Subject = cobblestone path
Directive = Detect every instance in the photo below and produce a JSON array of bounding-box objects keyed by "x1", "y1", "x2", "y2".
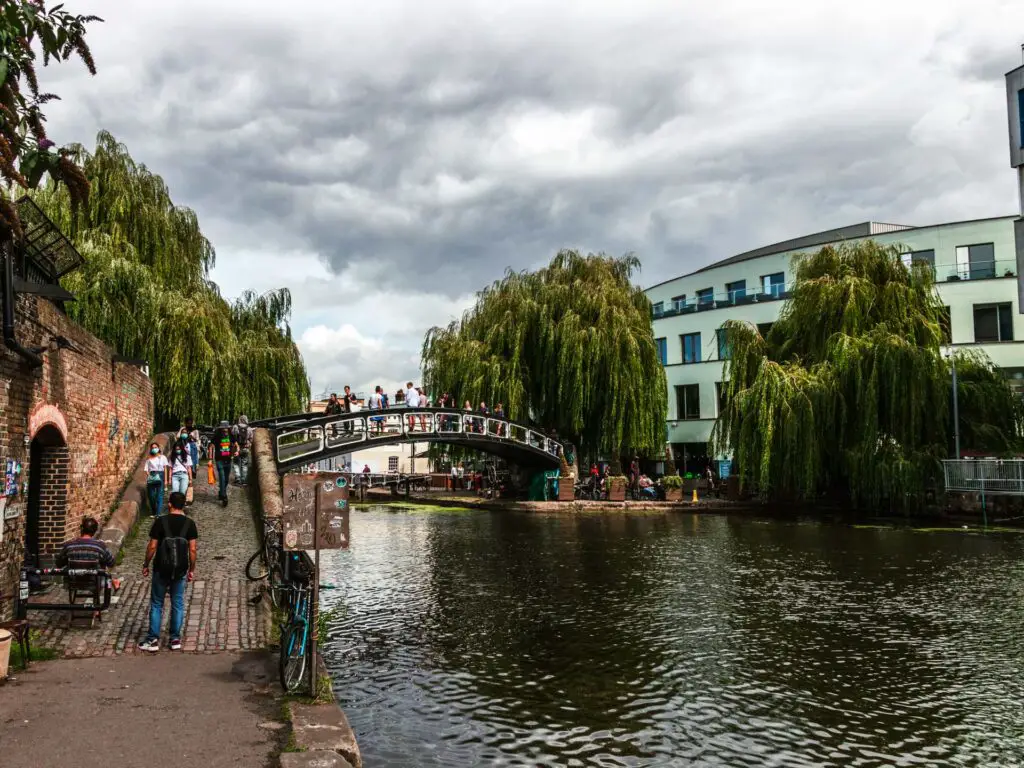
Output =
[{"x1": 31, "y1": 472, "x2": 271, "y2": 657}]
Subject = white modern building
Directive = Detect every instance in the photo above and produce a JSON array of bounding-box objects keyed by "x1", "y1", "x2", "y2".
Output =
[{"x1": 645, "y1": 216, "x2": 1024, "y2": 474}]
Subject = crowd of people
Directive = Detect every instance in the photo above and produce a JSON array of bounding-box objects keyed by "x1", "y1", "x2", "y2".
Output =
[
  {"x1": 322, "y1": 384, "x2": 508, "y2": 435},
  {"x1": 144, "y1": 415, "x2": 254, "y2": 516}
]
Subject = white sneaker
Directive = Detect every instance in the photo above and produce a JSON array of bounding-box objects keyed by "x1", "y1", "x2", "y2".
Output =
[{"x1": 138, "y1": 638, "x2": 160, "y2": 653}]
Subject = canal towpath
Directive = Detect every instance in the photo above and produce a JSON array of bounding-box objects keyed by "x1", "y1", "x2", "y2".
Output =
[{"x1": 0, "y1": 477, "x2": 283, "y2": 767}]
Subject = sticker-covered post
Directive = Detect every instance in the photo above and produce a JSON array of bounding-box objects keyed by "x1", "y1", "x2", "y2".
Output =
[{"x1": 310, "y1": 474, "x2": 350, "y2": 695}]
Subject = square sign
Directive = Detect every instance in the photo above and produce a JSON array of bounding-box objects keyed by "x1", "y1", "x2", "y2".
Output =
[
  {"x1": 282, "y1": 472, "x2": 350, "y2": 551},
  {"x1": 315, "y1": 475, "x2": 350, "y2": 550},
  {"x1": 282, "y1": 473, "x2": 317, "y2": 551}
]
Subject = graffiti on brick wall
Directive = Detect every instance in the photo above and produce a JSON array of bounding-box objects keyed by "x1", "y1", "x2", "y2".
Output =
[{"x1": 108, "y1": 415, "x2": 120, "y2": 444}]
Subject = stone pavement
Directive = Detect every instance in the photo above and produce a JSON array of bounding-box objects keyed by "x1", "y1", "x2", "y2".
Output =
[{"x1": 28, "y1": 473, "x2": 271, "y2": 656}]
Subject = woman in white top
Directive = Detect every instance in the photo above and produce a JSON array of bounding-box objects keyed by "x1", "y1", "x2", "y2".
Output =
[
  {"x1": 169, "y1": 431, "x2": 193, "y2": 496},
  {"x1": 145, "y1": 442, "x2": 170, "y2": 516}
]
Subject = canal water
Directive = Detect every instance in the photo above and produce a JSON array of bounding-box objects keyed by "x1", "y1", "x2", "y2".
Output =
[{"x1": 319, "y1": 506, "x2": 1024, "y2": 767}]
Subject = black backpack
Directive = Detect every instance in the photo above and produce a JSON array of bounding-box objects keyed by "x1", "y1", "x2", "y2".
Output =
[{"x1": 157, "y1": 516, "x2": 191, "y2": 581}]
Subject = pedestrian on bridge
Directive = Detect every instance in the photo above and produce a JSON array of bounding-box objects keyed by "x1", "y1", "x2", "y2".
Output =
[
  {"x1": 139, "y1": 491, "x2": 198, "y2": 653},
  {"x1": 405, "y1": 382, "x2": 420, "y2": 432}
]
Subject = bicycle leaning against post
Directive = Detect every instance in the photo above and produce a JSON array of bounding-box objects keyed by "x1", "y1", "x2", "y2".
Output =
[
  {"x1": 245, "y1": 517, "x2": 284, "y2": 608},
  {"x1": 278, "y1": 555, "x2": 313, "y2": 693}
]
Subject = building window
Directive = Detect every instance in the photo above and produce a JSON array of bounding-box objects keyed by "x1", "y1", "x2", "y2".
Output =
[
  {"x1": 652, "y1": 301, "x2": 664, "y2": 317},
  {"x1": 762, "y1": 272, "x2": 785, "y2": 297},
  {"x1": 675, "y1": 384, "x2": 700, "y2": 420},
  {"x1": 715, "y1": 382, "x2": 729, "y2": 416},
  {"x1": 681, "y1": 333, "x2": 702, "y2": 364},
  {"x1": 955, "y1": 243, "x2": 996, "y2": 280},
  {"x1": 938, "y1": 306, "x2": 951, "y2": 344},
  {"x1": 655, "y1": 337, "x2": 667, "y2": 365},
  {"x1": 757, "y1": 322, "x2": 774, "y2": 339},
  {"x1": 388, "y1": 456, "x2": 399, "y2": 472},
  {"x1": 716, "y1": 328, "x2": 730, "y2": 360},
  {"x1": 671, "y1": 294, "x2": 687, "y2": 312},
  {"x1": 900, "y1": 249, "x2": 935, "y2": 271},
  {"x1": 725, "y1": 279, "x2": 746, "y2": 303},
  {"x1": 973, "y1": 303, "x2": 1014, "y2": 343},
  {"x1": 696, "y1": 287, "x2": 714, "y2": 307},
  {"x1": 1019, "y1": 89, "x2": 1024, "y2": 148}
]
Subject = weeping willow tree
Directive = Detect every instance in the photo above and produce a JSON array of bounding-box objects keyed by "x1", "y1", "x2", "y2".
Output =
[
  {"x1": 32, "y1": 131, "x2": 309, "y2": 426},
  {"x1": 712, "y1": 240, "x2": 1024, "y2": 511},
  {"x1": 421, "y1": 249, "x2": 667, "y2": 461}
]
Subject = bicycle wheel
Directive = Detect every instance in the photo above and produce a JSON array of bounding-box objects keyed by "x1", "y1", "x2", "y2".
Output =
[
  {"x1": 245, "y1": 548, "x2": 269, "y2": 581},
  {"x1": 266, "y1": 557, "x2": 284, "y2": 609},
  {"x1": 279, "y1": 621, "x2": 309, "y2": 693}
]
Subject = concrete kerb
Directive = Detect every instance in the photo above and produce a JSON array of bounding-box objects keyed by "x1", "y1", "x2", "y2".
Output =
[
  {"x1": 250, "y1": 428, "x2": 362, "y2": 768},
  {"x1": 98, "y1": 431, "x2": 170, "y2": 560}
]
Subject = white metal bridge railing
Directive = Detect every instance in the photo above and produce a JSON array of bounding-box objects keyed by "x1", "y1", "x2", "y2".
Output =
[
  {"x1": 942, "y1": 459, "x2": 1024, "y2": 496},
  {"x1": 275, "y1": 409, "x2": 563, "y2": 466}
]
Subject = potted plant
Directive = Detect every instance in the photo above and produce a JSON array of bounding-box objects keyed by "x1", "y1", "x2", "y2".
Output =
[
  {"x1": 663, "y1": 474, "x2": 684, "y2": 502},
  {"x1": 606, "y1": 456, "x2": 627, "y2": 502}
]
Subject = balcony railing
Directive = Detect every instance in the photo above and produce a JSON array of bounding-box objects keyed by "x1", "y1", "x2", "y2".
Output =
[{"x1": 652, "y1": 259, "x2": 1018, "y2": 320}]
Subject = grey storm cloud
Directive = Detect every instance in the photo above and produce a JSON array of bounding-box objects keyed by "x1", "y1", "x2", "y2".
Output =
[{"x1": 38, "y1": 0, "x2": 1024, "y2": 391}]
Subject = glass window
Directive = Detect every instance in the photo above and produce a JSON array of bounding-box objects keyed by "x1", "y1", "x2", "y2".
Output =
[
  {"x1": 973, "y1": 303, "x2": 1014, "y2": 342},
  {"x1": 1019, "y1": 89, "x2": 1024, "y2": 148},
  {"x1": 388, "y1": 456, "x2": 399, "y2": 472},
  {"x1": 900, "y1": 249, "x2": 935, "y2": 270},
  {"x1": 675, "y1": 384, "x2": 700, "y2": 420},
  {"x1": 716, "y1": 328, "x2": 730, "y2": 360},
  {"x1": 671, "y1": 294, "x2": 687, "y2": 312},
  {"x1": 696, "y1": 288, "x2": 714, "y2": 306},
  {"x1": 715, "y1": 382, "x2": 728, "y2": 416},
  {"x1": 652, "y1": 301, "x2": 664, "y2": 317},
  {"x1": 725, "y1": 280, "x2": 746, "y2": 303},
  {"x1": 655, "y1": 337, "x2": 667, "y2": 365},
  {"x1": 681, "y1": 333, "x2": 702, "y2": 364},
  {"x1": 757, "y1": 322, "x2": 774, "y2": 339},
  {"x1": 956, "y1": 243, "x2": 996, "y2": 280},
  {"x1": 761, "y1": 272, "x2": 785, "y2": 297}
]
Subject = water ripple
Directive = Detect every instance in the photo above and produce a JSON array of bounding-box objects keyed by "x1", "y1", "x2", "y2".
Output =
[{"x1": 320, "y1": 509, "x2": 1024, "y2": 767}]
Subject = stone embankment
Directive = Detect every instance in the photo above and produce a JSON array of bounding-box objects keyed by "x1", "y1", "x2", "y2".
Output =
[{"x1": 251, "y1": 428, "x2": 362, "y2": 768}]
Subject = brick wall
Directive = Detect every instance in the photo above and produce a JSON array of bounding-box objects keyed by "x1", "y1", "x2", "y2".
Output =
[{"x1": 0, "y1": 293, "x2": 154, "y2": 617}]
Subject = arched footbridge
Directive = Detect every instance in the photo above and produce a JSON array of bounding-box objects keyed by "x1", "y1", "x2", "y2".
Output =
[{"x1": 251, "y1": 408, "x2": 566, "y2": 473}]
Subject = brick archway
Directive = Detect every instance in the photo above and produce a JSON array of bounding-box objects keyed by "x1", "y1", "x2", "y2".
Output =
[
  {"x1": 29, "y1": 403, "x2": 69, "y2": 443},
  {"x1": 25, "y1": 424, "x2": 70, "y2": 560}
]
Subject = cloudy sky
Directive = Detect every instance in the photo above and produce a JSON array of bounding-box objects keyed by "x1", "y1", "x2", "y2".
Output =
[{"x1": 42, "y1": 0, "x2": 1024, "y2": 397}]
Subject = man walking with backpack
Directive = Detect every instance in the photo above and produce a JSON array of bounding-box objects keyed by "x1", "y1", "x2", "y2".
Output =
[
  {"x1": 213, "y1": 419, "x2": 233, "y2": 507},
  {"x1": 139, "y1": 491, "x2": 198, "y2": 652}
]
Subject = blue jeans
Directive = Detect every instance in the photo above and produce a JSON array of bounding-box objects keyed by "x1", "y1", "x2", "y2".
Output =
[
  {"x1": 188, "y1": 443, "x2": 199, "y2": 470},
  {"x1": 148, "y1": 571, "x2": 187, "y2": 641},
  {"x1": 216, "y1": 459, "x2": 232, "y2": 500},
  {"x1": 234, "y1": 451, "x2": 249, "y2": 484},
  {"x1": 171, "y1": 472, "x2": 189, "y2": 495},
  {"x1": 147, "y1": 478, "x2": 164, "y2": 516}
]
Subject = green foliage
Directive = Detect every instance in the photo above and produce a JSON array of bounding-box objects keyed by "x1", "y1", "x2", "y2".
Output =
[
  {"x1": 712, "y1": 240, "x2": 1024, "y2": 512},
  {"x1": 0, "y1": 1, "x2": 100, "y2": 235},
  {"x1": 664, "y1": 446, "x2": 677, "y2": 476},
  {"x1": 421, "y1": 249, "x2": 667, "y2": 459},
  {"x1": 33, "y1": 131, "x2": 309, "y2": 425},
  {"x1": 662, "y1": 474, "x2": 683, "y2": 489},
  {"x1": 9, "y1": 630, "x2": 59, "y2": 666}
]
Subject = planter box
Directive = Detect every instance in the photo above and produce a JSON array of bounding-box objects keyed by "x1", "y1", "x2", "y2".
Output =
[
  {"x1": 608, "y1": 484, "x2": 626, "y2": 502},
  {"x1": 664, "y1": 487, "x2": 683, "y2": 502},
  {"x1": 558, "y1": 478, "x2": 575, "y2": 502}
]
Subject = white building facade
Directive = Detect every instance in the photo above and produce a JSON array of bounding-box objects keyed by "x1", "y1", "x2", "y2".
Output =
[{"x1": 645, "y1": 216, "x2": 1024, "y2": 474}]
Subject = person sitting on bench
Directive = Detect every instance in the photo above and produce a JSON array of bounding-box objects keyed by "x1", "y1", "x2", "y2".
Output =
[
  {"x1": 56, "y1": 517, "x2": 120, "y2": 622},
  {"x1": 56, "y1": 516, "x2": 114, "y2": 572}
]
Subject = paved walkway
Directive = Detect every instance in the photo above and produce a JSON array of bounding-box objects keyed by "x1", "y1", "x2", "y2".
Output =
[
  {"x1": 0, "y1": 651, "x2": 282, "y2": 768},
  {"x1": 28, "y1": 475, "x2": 270, "y2": 656}
]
